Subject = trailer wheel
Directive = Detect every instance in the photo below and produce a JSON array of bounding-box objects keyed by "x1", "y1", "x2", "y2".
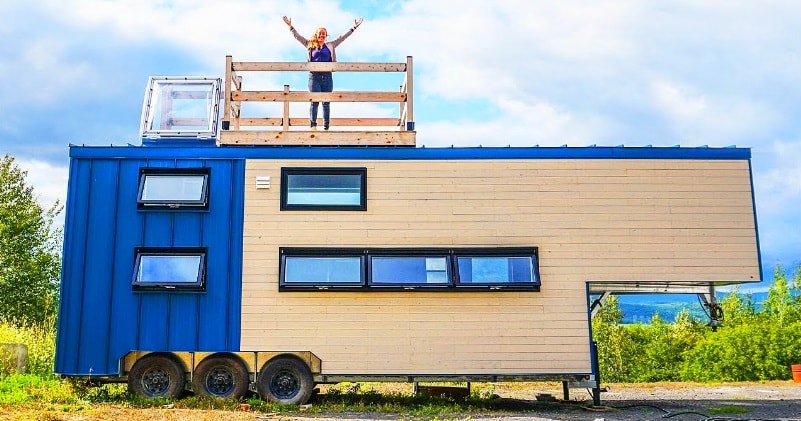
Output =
[
  {"x1": 256, "y1": 357, "x2": 313, "y2": 405},
  {"x1": 128, "y1": 354, "x2": 185, "y2": 398},
  {"x1": 192, "y1": 354, "x2": 249, "y2": 399}
]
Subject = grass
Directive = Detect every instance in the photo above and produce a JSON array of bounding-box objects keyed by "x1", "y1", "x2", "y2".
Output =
[{"x1": 706, "y1": 405, "x2": 750, "y2": 415}]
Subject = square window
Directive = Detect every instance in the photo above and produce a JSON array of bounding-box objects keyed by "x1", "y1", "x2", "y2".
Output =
[
  {"x1": 137, "y1": 168, "x2": 210, "y2": 210},
  {"x1": 132, "y1": 247, "x2": 206, "y2": 290},
  {"x1": 281, "y1": 168, "x2": 366, "y2": 211}
]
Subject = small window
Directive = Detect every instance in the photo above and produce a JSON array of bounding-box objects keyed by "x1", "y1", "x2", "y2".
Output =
[
  {"x1": 137, "y1": 168, "x2": 210, "y2": 210},
  {"x1": 132, "y1": 247, "x2": 206, "y2": 291},
  {"x1": 370, "y1": 255, "x2": 450, "y2": 287},
  {"x1": 281, "y1": 167, "x2": 367, "y2": 211},
  {"x1": 280, "y1": 248, "x2": 365, "y2": 290},
  {"x1": 455, "y1": 250, "x2": 539, "y2": 289}
]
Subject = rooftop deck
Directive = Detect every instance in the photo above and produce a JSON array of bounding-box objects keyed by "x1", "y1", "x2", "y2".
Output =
[{"x1": 220, "y1": 56, "x2": 415, "y2": 147}]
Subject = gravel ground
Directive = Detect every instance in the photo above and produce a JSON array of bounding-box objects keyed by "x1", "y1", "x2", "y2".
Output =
[{"x1": 294, "y1": 381, "x2": 801, "y2": 421}]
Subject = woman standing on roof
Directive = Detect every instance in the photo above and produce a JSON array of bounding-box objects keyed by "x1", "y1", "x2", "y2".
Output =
[{"x1": 283, "y1": 15, "x2": 364, "y2": 130}]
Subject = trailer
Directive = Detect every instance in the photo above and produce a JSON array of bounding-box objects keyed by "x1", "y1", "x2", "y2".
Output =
[{"x1": 55, "y1": 56, "x2": 762, "y2": 405}]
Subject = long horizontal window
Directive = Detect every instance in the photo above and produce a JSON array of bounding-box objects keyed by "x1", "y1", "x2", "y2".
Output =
[
  {"x1": 281, "y1": 167, "x2": 367, "y2": 211},
  {"x1": 137, "y1": 167, "x2": 210, "y2": 210},
  {"x1": 132, "y1": 247, "x2": 206, "y2": 291},
  {"x1": 279, "y1": 247, "x2": 539, "y2": 291}
]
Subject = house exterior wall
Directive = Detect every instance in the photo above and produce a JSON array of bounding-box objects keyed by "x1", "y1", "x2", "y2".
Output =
[
  {"x1": 240, "y1": 157, "x2": 760, "y2": 375},
  {"x1": 55, "y1": 145, "x2": 760, "y2": 378}
]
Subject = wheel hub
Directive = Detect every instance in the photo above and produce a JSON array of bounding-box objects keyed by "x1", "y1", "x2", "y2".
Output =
[
  {"x1": 270, "y1": 369, "x2": 299, "y2": 398},
  {"x1": 142, "y1": 368, "x2": 170, "y2": 396},
  {"x1": 206, "y1": 367, "x2": 235, "y2": 395}
]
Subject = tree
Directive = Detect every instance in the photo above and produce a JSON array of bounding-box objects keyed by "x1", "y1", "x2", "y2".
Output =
[
  {"x1": 763, "y1": 264, "x2": 793, "y2": 326},
  {"x1": 0, "y1": 154, "x2": 62, "y2": 326}
]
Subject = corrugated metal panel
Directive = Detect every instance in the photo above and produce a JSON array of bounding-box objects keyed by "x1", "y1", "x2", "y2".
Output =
[
  {"x1": 55, "y1": 158, "x2": 91, "y2": 374},
  {"x1": 55, "y1": 156, "x2": 244, "y2": 376}
]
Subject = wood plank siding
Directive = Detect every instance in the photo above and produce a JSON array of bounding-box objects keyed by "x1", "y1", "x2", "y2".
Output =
[{"x1": 239, "y1": 158, "x2": 759, "y2": 375}]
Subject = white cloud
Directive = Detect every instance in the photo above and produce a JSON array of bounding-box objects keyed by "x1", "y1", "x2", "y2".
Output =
[{"x1": 15, "y1": 159, "x2": 69, "y2": 227}]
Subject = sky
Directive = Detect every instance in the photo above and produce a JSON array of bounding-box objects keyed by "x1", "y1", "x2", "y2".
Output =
[{"x1": 1, "y1": 0, "x2": 799, "y2": 289}]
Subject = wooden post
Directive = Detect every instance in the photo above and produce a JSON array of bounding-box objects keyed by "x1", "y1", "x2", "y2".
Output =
[
  {"x1": 234, "y1": 75, "x2": 243, "y2": 130},
  {"x1": 405, "y1": 56, "x2": 414, "y2": 131},
  {"x1": 223, "y1": 55, "x2": 233, "y2": 130},
  {"x1": 0, "y1": 343, "x2": 27, "y2": 374},
  {"x1": 398, "y1": 84, "x2": 403, "y2": 130},
  {"x1": 283, "y1": 85, "x2": 290, "y2": 131}
]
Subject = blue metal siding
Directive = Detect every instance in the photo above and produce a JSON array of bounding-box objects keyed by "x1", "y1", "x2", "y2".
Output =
[
  {"x1": 55, "y1": 158, "x2": 91, "y2": 374},
  {"x1": 107, "y1": 159, "x2": 144, "y2": 372},
  {"x1": 77, "y1": 159, "x2": 120, "y2": 374},
  {"x1": 55, "y1": 156, "x2": 244, "y2": 375}
]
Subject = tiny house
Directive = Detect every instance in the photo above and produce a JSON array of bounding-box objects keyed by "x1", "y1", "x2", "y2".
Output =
[{"x1": 55, "y1": 57, "x2": 761, "y2": 404}]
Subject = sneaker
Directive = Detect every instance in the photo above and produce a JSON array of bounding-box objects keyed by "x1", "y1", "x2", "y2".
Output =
[{"x1": 323, "y1": 126, "x2": 329, "y2": 131}]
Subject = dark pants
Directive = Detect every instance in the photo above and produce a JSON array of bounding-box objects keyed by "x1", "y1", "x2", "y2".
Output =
[{"x1": 308, "y1": 72, "x2": 333, "y2": 128}]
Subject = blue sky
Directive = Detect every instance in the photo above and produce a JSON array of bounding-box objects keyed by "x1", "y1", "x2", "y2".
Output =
[{"x1": 1, "y1": 0, "x2": 799, "y2": 288}]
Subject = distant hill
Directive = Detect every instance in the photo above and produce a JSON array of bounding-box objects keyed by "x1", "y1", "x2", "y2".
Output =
[{"x1": 614, "y1": 292, "x2": 768, "y2": 324}]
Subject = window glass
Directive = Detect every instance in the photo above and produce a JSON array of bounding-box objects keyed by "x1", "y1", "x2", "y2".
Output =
[
  {"x1": 281, "y1": 168, "x2": 366, "y2": 210},
  {"x1": 139, "y1": 77, "x2": 221, "y2": 140},
  {"x1": 137, "y1": 168, "x2": 209, "y2": 209},
  {"x1": 142, "y1": 175, "x2": 205, "y2": 202},
  {"x1": 286, "y1": 174, "x2": 362, "y2": 205},
  {"x1": 283, "y1": 256, "x2": 363, "y2": 284},
  {"x1": 132, "y1": 249, "x2": 206, "y2": 290},
  {"x1": 456, "y1": 256, "x2": 536, "y2": 284},
  {"x1": 370, "y1": 256, "x2": 449, "y2": 285}
]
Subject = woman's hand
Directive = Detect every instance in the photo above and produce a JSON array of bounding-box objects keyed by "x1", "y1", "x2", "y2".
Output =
[
  {"x1": 353, "y1": 17, "x2": 363, "y2": 29},
  {"x1": 283, "y1": 16, "x2": 292, "y2": 27}
]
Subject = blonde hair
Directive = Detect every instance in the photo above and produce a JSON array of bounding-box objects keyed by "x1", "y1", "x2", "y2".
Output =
[{"x1": 307, "y1": 27, "x2": 327, "y2": 49}]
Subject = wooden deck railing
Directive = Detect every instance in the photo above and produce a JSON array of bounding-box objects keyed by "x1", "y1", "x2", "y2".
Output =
[{"x1": 220, "y1": 55, "x2": 415, "y2": 146}]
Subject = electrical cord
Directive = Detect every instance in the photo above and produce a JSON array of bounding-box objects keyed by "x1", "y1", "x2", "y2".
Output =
[{"x1": 697, "y1": 295, "x2": 724, "y2": 324}]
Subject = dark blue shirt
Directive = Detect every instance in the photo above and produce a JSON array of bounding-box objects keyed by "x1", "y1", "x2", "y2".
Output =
[{"x1": 309, "y1": 45, "x2": 332, "y2": 62}]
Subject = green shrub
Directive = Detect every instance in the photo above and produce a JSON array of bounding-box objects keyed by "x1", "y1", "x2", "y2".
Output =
[
  {"x1": 0, "y1": 318, "x2": 56, "y2": 377},
  {"x1": 681, "y1": 320, "x2": 801, "y2": 381}
]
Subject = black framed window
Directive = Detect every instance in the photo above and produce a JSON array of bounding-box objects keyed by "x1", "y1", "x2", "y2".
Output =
[
  {"x1": 132, "y1": 247, "x2": 206, "y2": 291},
  {"x1": 279, "y1": 247, "x2": 539, "y2": 291},
  {"x1": 280, "y1": 248, "x2": 365, "y2": 289},
  {"x1": 369, "y1": 253, "x2": 450, "y2": 288},
  {"x1": 281, "y1": 167, "x2": 367, "y2": 211},
  {"x1": 455, "y1": 253, "x2": 539, "y2": 288},
  {"x1": 137, "y1": 167, "x2": 210, "y2": 210}
]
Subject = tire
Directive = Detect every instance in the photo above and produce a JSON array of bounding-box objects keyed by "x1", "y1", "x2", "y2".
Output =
[
  {"x1": 256, "y1": 357, "x2": 314, "y2": 405},
  {"x1": 128, "y1": 354, "x2": 185, "y2": 399},
  {"x1": 192, "y1": 354, "x2": 249, "y2": 399}
]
